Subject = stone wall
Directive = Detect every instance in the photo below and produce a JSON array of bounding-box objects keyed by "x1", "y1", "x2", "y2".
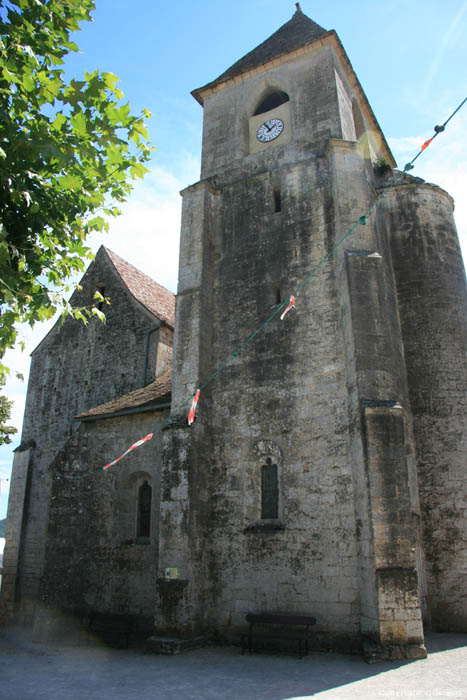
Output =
[
  {"x1": 155, "y1": 36, "x2": 465, "y2": 655},
  {"x1": 4, "y1": 17, "x2": 466, "y2": 656},
  {"x1": 33, "y1": 410, "x2": 167, "y2": 643},
  {"x1": 382, "y1": 181, "x2": 467, "y2": 631},
  {"x1": 159, "y1": 144, "x2": 367, "y2": 649},
  {"x1": 200, "y1": 44, "x2": 346, "y2": 181},
  {"x1": 1, "y1": 247, "x2": 172, "y2": 623}
]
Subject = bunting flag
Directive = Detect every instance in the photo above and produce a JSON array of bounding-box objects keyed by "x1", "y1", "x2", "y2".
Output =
[
  {"x1": 18, "y1": 100, "x2": 467, "y2": 485},
  {"x1": 103, "y1": 433, "x2": 153, "y2": 470},
  {"x1": 188, "y1": 389, "x2": 200, "y2": 425},
  {"x1": 280, "y1": 295, "x2": 296, "y2": 320},
  {"x1": 421, "y1": 137, "x2": 434, "y2": 151}
]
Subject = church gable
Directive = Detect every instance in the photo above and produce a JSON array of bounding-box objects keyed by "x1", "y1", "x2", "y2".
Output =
[
  {"x1": 22, "y1": 246, "x2": 174, "y2": 451},
  {"x1": 0, "y1": 248, "x2": 175, "y2": 629},
  {"x1": 31, "y1": 246, "x2": 174, "y2": 359}
]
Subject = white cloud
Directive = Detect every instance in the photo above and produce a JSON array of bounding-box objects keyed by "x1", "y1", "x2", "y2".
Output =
[
  {"x1": 86, "y1": 158, "x2": 200, "y2": 292},
  {"x1": 422, "y1": 2, "x2": 467, "y2": 100}
]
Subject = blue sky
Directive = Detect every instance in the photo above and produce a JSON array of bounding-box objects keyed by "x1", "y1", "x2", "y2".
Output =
[{"x1": 1, "y1": 0, "x2": 467, "y2": 519}]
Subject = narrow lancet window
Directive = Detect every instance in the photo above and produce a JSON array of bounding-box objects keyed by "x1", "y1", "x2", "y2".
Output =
[
  {"x1": 137, "y1": 480, "x2": 152, "y2": 537},
  {"x1": 274, "y1": 189, "x2": 281, "y2": 213},
  {"x1": 95, "y1": 284, "x2": 106, "y2": 311},
  {"x1": 261, "y1": 458, "x2": 279, "y2": 519},
  {"x1": 275, "y1": 282, "x2": 282, "y2": 305}
]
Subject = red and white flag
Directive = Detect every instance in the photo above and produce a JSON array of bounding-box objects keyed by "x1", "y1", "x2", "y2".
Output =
[
  {"x1": 103, "y1": 433, "x2": 153, "y2": 470},
  {"x1": 280, "y1": 295, "x2": 296, "y2": 320},
  {"x1": 188, "y1": 389, "x2": 200, "y2": 425}
]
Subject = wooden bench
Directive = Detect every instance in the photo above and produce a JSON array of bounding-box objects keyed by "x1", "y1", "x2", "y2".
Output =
[{"x1": 241, "y1": 612, "x2": 317, "y2": 658}]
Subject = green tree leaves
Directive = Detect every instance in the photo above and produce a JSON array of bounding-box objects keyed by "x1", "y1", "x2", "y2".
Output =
[
  {"x1": 0, "y1": 376, "x2": 17, "y2": 445},
  {"x1": 0, "y1": 0, "x2": 153, "y2": 438}
]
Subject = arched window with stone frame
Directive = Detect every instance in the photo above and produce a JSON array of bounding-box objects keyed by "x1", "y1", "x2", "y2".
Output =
[{"x1": 254, "y1": 440, "x2": 283, "y2": 524}]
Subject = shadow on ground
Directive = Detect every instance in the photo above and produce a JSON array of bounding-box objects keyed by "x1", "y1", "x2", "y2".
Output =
[{"x1": 0, "y1": 627, "x2": 466, "y2": 700}]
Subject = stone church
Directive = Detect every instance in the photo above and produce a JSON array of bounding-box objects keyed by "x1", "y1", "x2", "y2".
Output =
[{"x1": 1, "y1": 7, "x2": 466, "y2": 659}]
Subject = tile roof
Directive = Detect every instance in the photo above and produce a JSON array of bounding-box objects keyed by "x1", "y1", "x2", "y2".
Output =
[
  {"x1": 192, "y1": 8, "x2": 328, "y2": 103},
  {"x1": 104, "y1": 247, "x2": 175, "y2": 328},
  {"x1": 78, "y1": 369, "x2": 172, "y2": 420}
]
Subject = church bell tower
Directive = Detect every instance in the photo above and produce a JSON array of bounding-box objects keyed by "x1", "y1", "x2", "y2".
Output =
[{"x1": 156, "y1": 6, "x2": 467, "y2": 659}]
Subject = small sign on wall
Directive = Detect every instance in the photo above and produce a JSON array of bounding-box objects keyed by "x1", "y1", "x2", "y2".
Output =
[{"x1": 164, "y1": 566, "x2": 180, "y2": 580}]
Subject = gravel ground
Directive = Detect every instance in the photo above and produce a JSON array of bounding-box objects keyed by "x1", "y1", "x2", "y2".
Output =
[{"x1": 0, "y1": 627, "x2": 466, "y2": 700}]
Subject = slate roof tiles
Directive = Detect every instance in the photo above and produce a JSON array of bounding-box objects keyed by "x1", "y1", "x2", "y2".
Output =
[
  {"x1": 78, "y1": 369, "x2": 172, "y2": 420},
  {"x1": 192, "y1": 8, "x2": 328, "y2": 102}
]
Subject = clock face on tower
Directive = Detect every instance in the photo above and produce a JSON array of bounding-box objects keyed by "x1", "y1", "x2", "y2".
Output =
[{"x1": 256, "y1": 118, "x2": 284, "y2": 143}]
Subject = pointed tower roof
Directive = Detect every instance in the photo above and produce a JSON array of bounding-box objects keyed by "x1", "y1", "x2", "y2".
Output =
[
  {"x1": 191, "y1": 6, "x2": 395, "y2": 166},
  {"x1": 192, "y1": 6, "x2": 329, "y2": 104}
]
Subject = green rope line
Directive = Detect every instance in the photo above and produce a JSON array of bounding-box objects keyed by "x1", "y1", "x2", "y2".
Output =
[
  {"x1": 193, "y1": 169, "x2": 410, "y2": 392},
  {"x1": 200, "y1": 301, "x2": 290, "y2": 391},
  {"x1": 405, "y1": 96, "x2": 467, "y2": 170},
  {"x1": 175, "y1": 98, "x2": 467, "y2": 401},
  {"x1": 56, "y1": 97, "x2": 466, "y2": 481}
]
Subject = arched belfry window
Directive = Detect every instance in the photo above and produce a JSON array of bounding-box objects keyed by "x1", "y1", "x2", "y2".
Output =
[
  {"x1": 254, "y1": 91, "x2": 289, "y2": 116},
  {"x1": 137, "y1": 480, "x2": 152, "y2": 538}
]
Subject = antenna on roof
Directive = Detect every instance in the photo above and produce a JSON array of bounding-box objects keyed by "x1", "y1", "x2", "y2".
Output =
[{"x1": 295, "y1": 2, "x2": 302, "y2": 10}]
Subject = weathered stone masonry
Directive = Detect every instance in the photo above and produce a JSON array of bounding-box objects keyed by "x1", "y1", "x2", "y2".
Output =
[
  {"x1": 1, "y1": 9, "x2": 466, "y2": 659},
  {"x1": 156, "y1": 9, "x2": 466, "y2": 658},
  {"x1": 1, "y1": 247, "x2": 174, "y2": 628}
]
